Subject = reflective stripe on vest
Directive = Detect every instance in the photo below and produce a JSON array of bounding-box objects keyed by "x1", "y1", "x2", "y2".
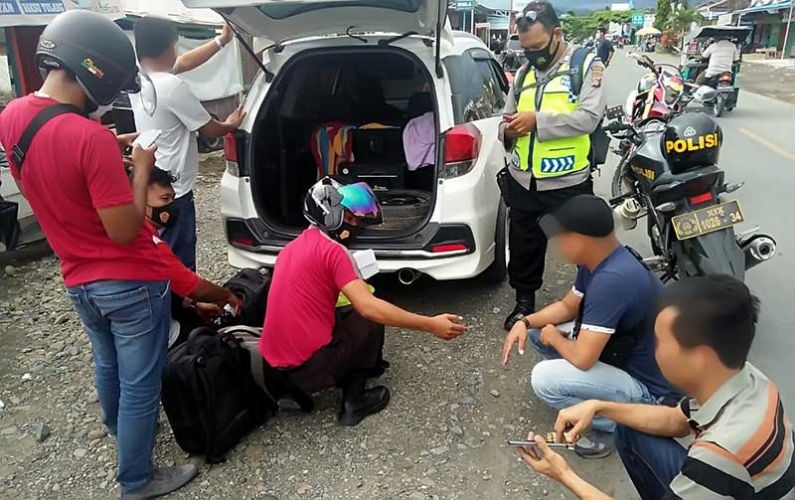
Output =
[{"x1": 513, "y1": 54, "x2": 594, "y2": 178}]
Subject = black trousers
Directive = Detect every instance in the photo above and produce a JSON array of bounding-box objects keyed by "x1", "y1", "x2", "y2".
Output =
[
  {"x1": 507, "y1": 176, "x2": 594, "y2": 296},
  {"x1": 285, "y1": 309, "x2": 385, "y2": 395}
]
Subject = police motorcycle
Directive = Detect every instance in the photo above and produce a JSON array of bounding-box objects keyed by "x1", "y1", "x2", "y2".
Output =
[
  {"x1": 681, "y1": 25, "x2": 751, "y2": 117},
  {"x1": 605, "y1": 110, "x2": 776, "y2": 282}
]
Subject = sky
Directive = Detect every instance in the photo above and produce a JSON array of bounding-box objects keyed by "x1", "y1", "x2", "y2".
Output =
[{"x1": 479, "y1": 0, "x2": 657, "y2": 10}]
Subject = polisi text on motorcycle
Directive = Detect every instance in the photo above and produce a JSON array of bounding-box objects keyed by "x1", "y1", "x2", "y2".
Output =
[{"x1": 665, "y1": 132, "x2": 720, "y2": 154}]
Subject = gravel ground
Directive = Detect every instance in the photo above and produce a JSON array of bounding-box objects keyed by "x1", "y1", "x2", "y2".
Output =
[{"x1": 0, "y1": 155, "x2": 633, "y2": 499}]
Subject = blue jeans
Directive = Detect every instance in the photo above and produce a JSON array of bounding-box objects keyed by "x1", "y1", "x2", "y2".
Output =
[
  {"x1": 162, "y1": 191, "x2": 197, "y2": 271},
  {"x1": 615, "y1": 425, "x2": 688, "y2": 499},
  {"x1": 529, "y1": 325, "x2": 655, "y2": 432},
  {"x1": 67, "y1": 280, "x2": 171, "y2": 493}
]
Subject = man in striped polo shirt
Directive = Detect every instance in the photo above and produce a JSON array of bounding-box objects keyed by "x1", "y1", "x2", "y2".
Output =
[{"x1": 515, "y1": 275, "x2": 795, "y2": 499}]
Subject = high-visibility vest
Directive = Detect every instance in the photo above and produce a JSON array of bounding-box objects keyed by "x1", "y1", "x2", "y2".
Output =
[{"x1": 512, "y1": 51, "x2": 595, "y2": 178}]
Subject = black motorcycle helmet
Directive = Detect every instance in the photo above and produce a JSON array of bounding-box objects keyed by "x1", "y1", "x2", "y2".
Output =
[
  {"x1": 662, "y1": 113, "x2": 723, "y2": 173},
  {"x1": 35, "y1": 10, "x2": 140, "y2": 109}
]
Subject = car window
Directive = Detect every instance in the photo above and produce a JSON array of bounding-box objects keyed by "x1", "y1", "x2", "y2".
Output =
[{"x1": 443, "y1": 49, "x2": 506, "y2": 124}]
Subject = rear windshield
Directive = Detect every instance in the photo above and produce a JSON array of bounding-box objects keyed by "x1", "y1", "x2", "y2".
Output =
[{"x1": 259, "y1": 0, "x2": 421, "y2": 19}]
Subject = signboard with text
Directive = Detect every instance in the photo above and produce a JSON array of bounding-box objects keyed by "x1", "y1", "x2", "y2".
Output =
[
  {"x1": 0, "y1": 0, "x2": 121, "y2": 26},
  {"x1": 632, "y1": 12, "x2": 645, "y2": 27}
]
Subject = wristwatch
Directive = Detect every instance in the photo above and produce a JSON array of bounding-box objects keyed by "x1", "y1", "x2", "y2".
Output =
[{"x1": 520, "y1": 317, "x2": 532, "y2": 329}]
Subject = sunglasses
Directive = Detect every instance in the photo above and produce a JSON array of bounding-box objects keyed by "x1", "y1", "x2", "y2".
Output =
[{"x1": 516, "y1": 10, "x2": 539, "y2": 24}]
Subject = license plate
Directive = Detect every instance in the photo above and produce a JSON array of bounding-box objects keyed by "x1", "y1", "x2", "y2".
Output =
[{"x1": 672, "y1": 200, "x2": 744, "y2": 241}]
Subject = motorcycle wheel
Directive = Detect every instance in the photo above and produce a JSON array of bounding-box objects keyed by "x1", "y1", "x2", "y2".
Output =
[
  {"x1": 712, "y1": 97, "x2": 724, "y2": 118},
  {"x1": 610, "y1": 157, "x2": 634, "y2": 199}
]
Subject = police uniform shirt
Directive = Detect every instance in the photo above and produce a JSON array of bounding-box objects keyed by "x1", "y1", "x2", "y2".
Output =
[{"x1": 500, "y1": 44, "x2": 607, "y2": 192}]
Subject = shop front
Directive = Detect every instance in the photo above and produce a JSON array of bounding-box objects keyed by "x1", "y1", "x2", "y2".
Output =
[{"x1": 736, "y1": 0, "x2": 794, "y2": 57}]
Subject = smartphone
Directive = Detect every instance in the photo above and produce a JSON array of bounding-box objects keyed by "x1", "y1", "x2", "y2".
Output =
[
  {"x1": 132, "y1": 129, "x2": 162, "y2": 149},
  {"x1": 507, "y1": 439, "x2": 574, "y2": 450}
]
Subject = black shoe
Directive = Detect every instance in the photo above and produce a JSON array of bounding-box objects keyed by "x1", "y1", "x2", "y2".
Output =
[
  {"x1": 339, "y1": 386, "x2": 391, "y2": 426},
  {"x1": 504, "y1": 299, "x2": 535, "y2": 331},
  {"x1": 368, "y1": 359, "x2": 391, "y2": 379}
]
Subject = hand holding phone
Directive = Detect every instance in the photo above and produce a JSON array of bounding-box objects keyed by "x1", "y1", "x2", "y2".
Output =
[
  {"x1": 507, "y1": 439, "x2": 574, "y2": 451},
  {"x1": 132, "y1": 129, "x2": 162, "y2": 150}
]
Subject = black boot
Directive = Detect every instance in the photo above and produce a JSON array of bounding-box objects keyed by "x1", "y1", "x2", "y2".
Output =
[
  {"x1": 503, "y1": 293, "x2": 536, "y2": 331},
  {"x1": 338, "y1": 371, "x2": 390, "y2": 426}
]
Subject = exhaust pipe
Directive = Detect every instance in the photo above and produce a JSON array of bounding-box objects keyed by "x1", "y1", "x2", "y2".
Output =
[
  {"x1": 741, "y1": 235, "x2": 776, "y2": 270},
  {"x1": 397, "y1": 268, "x2": 421, "y2": 286}
]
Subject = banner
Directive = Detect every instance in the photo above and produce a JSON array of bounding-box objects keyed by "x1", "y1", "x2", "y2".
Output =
[{"x1": 0, "y1": 0, "x2": 122, "y2": 27}]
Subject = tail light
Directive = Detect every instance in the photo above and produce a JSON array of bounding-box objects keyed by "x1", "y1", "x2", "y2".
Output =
[
  {"x1": 226, "y1": 219, "x2": 257, "y2": 249},
  {"x1": 224, "y1": 133, "x2": 240, "y2": 177},
  {"x1": 690, "y1": 192, "x2": 714, "y2": 205},
  {"x1": 442, "y1": 123, "x2": 481, "y2": 179},
  {"x1": 431, "y1": 243, "x2": 469, "y2": 254}
]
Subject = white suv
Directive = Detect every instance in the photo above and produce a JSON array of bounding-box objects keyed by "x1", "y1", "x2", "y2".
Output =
[{"x1": 185, "y1": 0, "x2": 509, "y2": 283}]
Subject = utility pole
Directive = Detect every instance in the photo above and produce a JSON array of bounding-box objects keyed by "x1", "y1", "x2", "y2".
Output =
[{"x1": 782, "y1": 3, "x2": 794, "y2": 60}]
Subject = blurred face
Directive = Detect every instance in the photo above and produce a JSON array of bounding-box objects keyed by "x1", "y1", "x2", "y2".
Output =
[
  {"x1": 654, "y1": 306, "x2": 703, "y2": 394},
  {"x1": 548, "y1": 232, "x2": 589, "y2": 265},
  {"x1": 518, "y1": 22, "x2": 561, "y2": 53},
  {"x1": 337, "y1": 211, "x2": 360, "y2": 241},
  {"x1": 145, "y1": 183, "x2": 175, "y2": 226}
]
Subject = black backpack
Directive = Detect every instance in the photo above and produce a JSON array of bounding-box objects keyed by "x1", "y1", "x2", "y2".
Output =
[
  {"x1": 161, "y1": 327, "x2": 277, "y2": 463},
  {"x1": 513, "y1": 47, "x2": 610, "y2": 167},
  {"x1": 222, "y1": 267, "x2": 272, "y2": 327}
]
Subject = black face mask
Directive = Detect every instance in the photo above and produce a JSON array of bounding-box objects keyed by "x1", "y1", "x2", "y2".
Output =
[
  {"x1": 150, "y1": 203, "x2": 179, "y2": 228},
  {"x1": 525, "y1": 35, "x2": 560, "y2": 71}
]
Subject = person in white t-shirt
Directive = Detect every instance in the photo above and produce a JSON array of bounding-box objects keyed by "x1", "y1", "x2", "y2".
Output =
[
  {"x1": 696, "y1": 38, "x2": 740, "y2": 87},
  {"x1": 130, "y1": 16, "x2": 245, "y2": 270}
]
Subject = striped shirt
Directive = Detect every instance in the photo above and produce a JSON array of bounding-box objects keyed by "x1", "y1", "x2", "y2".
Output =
[{"x1": 667, "y1": 364, "x2": 795, "y2": 499}]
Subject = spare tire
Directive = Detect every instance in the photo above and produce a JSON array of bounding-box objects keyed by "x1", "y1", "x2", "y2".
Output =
[{"x1": 376, "y1": 190, "x2": 432, "y2": 231}]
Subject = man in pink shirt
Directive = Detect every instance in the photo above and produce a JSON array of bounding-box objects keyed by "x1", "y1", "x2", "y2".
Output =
[{"x1": 261, "y1": 178, "x2": 467, "y2": 426}]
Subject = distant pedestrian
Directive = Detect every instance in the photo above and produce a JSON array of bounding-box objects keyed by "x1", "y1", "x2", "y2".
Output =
[
  {"x1": 596, "y1": 27, "x2": 615, "y2": 67},
  {"x1": 0, "y1": 11, "x2": 199, "y2": 498}
]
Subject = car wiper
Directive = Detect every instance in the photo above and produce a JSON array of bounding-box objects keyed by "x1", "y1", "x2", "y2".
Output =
[
  {"x1": 346, "y1": 26, "x2": 368, "y2": 44},
  {"x1": 220, "y1": 13, "x2": 275, "y2": 83},
  {"x1": 378, "y1": 31, "x2": 418, "y2": 47}
]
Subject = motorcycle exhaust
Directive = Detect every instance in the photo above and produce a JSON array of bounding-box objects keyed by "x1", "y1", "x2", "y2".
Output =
[
  {"x1": 397, "y1": 268, "x2": 421, "y2": 286},
  {"x1": 741, "y1": 235, "x2": 777, "y2": 271},
  {"x1": 614, "y1": 198, "x2": 643, "y2": 230}
]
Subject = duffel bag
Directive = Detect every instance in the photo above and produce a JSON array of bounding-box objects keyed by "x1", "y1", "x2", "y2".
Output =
[
  {"x1": 161, "y1": 326, "x2": 277, "y2": 463},
  {"x1": 223, "y1": 267, "x2": 271, "y2": 327}
]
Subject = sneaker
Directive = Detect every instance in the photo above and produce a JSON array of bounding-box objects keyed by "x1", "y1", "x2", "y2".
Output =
[
  {"x1": 574, "y1": 429, "x2": 615, "y2": 459},
  {"x1": 338, "y1": 386, "x2": 391, "y2": 427},
  {"x1": 503, "y1": 298, "x2": 535, "y2": 331},
  {"x1": 120, "y1": 464, "x2": 199, "y2": 499}
]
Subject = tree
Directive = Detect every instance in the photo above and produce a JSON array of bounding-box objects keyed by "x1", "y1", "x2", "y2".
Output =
[{"x1": 655, "y1": 0, "x2": 673, "y2": 31}]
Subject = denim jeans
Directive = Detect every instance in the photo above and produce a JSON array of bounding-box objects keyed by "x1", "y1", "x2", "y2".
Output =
[
  {"x1": 528, "y1": 324, "x2": 655, "y2": 432},
  {"x1": 67, "y1": 280, "x2": 171, "y2": 493},
  {"x1": 162, "y1": 191, "x2": 197, "y2": 271},
  {"x1": 615, "y1": 425, "x2": 688, "y2": 499}
]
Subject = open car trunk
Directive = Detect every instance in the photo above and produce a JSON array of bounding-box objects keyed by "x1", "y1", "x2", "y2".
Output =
[{"x1": 250, "y1": 47, "x2": 439, "y2": 236}]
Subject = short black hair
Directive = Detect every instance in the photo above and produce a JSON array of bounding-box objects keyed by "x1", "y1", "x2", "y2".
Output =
[
  {"x1": 149, "y1": 167, "x2": 177, "y2": 188},
  {"x1": 134, "y1": 16, "x2": 178, "y2": 60},
  {"x1": 660, "y1": 275, "x2": 760, "y2": 369},
  {"x1": 517, "y1": 1, "x2": 561, "y2": 33},
  {"x1": 598, "y1": 26, "x2": 608, "y2": 34}
]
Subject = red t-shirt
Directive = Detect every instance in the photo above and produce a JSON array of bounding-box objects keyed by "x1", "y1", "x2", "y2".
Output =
[
  {"x1": 0, "y1": 95, "x2": 170, "y2": 287},
  {"x1": 260, "y1": 227, "x2": 360, "y2": 368},
  {"x1": 148, "y1": 223, "x2": 200, "y2": 297}
]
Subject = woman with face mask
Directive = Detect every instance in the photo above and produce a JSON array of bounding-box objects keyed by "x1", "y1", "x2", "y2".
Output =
[{"x1": 498, "y1": 2, "x2": 608, "y2": 419}]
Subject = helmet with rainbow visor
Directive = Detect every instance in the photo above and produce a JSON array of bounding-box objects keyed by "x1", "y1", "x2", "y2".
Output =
[{"x1": 303, "y1": 177, "x2": 383, "y2": 240}]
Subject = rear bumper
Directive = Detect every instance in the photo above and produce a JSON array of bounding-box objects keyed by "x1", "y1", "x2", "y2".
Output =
[{"x1": 227, "y1": 244, "x2": 491, "y2": 281}]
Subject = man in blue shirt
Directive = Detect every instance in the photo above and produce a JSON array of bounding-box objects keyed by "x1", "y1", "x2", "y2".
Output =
[{"x1": 502, "y1": 195, "x2": 679, "y2": 458}]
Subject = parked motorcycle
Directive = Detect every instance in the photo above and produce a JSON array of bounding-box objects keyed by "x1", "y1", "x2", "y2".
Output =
[
  {"x1": 623, "y1": 52, "x2": 689, "y2": 124},
  {"x1": 606, "y1": 110, "x2": 775, "y2": 282}
]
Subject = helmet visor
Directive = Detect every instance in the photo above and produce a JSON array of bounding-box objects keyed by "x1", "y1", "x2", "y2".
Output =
[{"x1": 339, "y1": 182, "x2": 383, "y2": 226}]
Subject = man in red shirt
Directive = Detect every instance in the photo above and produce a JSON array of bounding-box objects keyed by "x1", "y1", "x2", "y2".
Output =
[
  {"x1": 261, "y1": 178, "x2": 467, "y2": 426},
  {"x1": 0, "y1": 11, "x2": 197, "y2": 499}
]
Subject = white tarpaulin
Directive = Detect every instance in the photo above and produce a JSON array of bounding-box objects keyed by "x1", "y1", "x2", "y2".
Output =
[
  {"x1": 0, "y1": 0, "x2": 123, "y2": 27},
  {"x1": 175, "y1": 36, "x2": 244, "y2": 101}
]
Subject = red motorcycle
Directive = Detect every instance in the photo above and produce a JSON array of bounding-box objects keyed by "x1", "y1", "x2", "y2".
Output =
[{"x1": 622, "y1": 52, "x2": 688, "y2": 123}]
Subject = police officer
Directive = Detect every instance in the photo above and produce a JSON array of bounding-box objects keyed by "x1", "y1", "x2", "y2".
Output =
[{"x1": 501, "y1": 1, "x2": 607, "y2": 330}]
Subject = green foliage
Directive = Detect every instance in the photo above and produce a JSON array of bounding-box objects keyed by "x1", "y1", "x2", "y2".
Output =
[
  {"x1": 561, "y1": 8, "x2": 643, "y2": 42},
  {"x1": 655, "y1": 0, "x2": 673, "y2": 31}
]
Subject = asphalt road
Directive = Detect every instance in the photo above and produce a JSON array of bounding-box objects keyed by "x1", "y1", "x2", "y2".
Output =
[{"x1": 600, "y1": 50, "x2": 795, "y2": 409}]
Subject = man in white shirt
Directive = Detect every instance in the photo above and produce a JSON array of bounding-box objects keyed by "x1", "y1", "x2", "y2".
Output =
[
  {"x1": 697, "y1": 39, "x2": 740, "y2": 86},
  {"x1": 131, "y1": 16, "x2": 245, "y2": 270}
]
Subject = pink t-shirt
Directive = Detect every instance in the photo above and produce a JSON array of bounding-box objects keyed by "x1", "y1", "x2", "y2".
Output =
[{"x1": 259, "y1": 227, "x2": 360, "y2": 368}]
